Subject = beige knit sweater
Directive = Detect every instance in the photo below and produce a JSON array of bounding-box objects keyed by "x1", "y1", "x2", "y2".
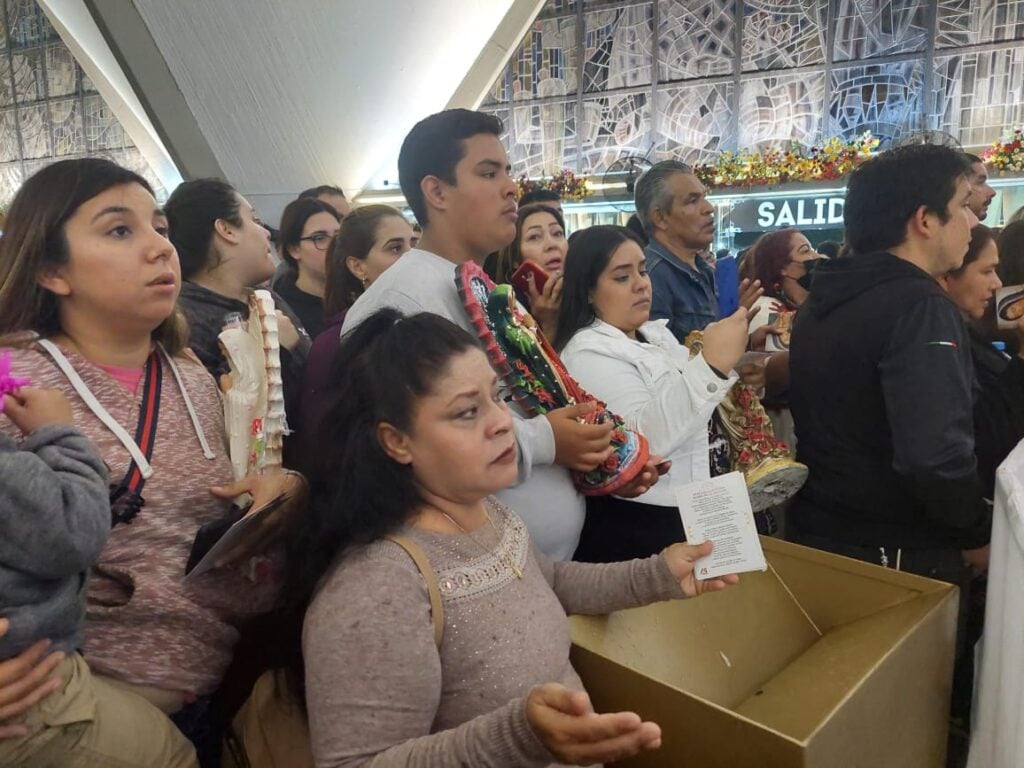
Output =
[{"x1": 303, "y1": 498, "x2": 684, "y2": 768}]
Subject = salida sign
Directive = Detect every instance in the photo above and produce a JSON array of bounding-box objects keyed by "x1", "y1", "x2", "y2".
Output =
[{"x1": 726, "y1": 195, "x2": 845, "y2": 231}]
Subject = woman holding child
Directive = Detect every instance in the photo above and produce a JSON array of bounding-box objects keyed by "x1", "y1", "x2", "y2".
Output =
[{"x1": 0, "y1": 158, "x2": 302, "y2": 766}]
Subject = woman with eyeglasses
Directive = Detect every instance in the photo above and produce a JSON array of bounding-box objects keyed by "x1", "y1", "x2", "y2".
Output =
[{"x1": 272, "y1": 197, "x2": 342, "y2": 340}]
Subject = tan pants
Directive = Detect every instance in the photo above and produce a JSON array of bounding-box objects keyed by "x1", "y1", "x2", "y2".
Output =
[{"x1": 0, "y1": 653, "x2": 197, "y2": 768}]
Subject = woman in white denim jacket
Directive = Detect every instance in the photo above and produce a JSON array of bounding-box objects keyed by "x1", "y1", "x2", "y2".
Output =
[{"x1": 554, "y1": 226, "x2": 751, "y2": 561}]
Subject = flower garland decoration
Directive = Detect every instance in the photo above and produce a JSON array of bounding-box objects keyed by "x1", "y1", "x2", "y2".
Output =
[
  {"x1": 692, "y1": 132, "x2": 880, "y2": 190},
  {"x1": 981, "y1": 127, "x2": 1024, "y2": 173},
  {"x1": 516, "y1": 168, "x2": 590, "y2": 202}
]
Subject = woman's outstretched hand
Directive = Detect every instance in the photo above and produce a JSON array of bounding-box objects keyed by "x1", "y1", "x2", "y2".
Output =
[
  {"x1": 663, "y1": 541, "x2": 740, "y2": 597},
  {"x1": 526, "y1": 683, "x2": 661, "y2": 765}
]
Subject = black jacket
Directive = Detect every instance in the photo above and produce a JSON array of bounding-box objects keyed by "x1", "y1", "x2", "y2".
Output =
[
  {"x1": 788, "y1": 252, "x2": 990, "y2": 550},
  {"x1": 177, "y1": 282, "x2": 311, "y2": 445},
  {"x1": 970, "y1": 328, "x2": 1024, "y2": 499}
]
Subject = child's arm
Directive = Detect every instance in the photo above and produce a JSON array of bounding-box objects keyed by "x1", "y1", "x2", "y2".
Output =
[{"x1": 0, "y1": 389, "x2": 110, "y2": 579}]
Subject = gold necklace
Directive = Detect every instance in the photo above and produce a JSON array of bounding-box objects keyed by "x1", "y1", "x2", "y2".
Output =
[{"x1": 440, "y1": 508, "x2": 523, "y2": 579}]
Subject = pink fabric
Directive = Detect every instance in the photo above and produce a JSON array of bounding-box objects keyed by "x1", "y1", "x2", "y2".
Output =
[{"x1": 95, "y1": 363, "x2": 144, "y2": 395}]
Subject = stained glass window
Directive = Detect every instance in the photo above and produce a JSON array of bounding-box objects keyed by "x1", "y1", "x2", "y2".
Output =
[
  {"x1": 0, "y1": 0, "x2": 166, "y2": 205},
  {"x1": 487, "y1": 0, "x2": 1024, "y2": 180}
]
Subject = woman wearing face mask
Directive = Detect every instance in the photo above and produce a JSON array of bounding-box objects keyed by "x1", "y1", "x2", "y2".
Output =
[
  {"x1": 739, "y1": 229, "x2": 823, "y2": 448},
  {"x1": 273, "y1": 198, "x2": 342, "y2": 340},
  {"x1": 493, "y1": 203, "x2": 567, "y2": 339},
  {"x1": 297, "y1": 205, "x2": 415, "y2": 452},
  {"x1": 942, "y1": 225, "x2": 1024, "y2": 499},
  {"x1": 554, "y1": 226, "x2": 752, "y2": 562},
  {"x1": 282, "y1": 308, "x2": 738, "y2": 767},
  {"x1": 742, "y1": 228, "x2": 821, "y2": 330}
]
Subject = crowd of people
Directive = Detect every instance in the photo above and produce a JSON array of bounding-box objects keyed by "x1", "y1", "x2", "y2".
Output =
[{"x1": 0, "y1": 106, "x2": 1020, "y2": 768}]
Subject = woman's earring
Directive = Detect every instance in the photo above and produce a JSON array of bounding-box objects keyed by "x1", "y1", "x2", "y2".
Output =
[{"x1": 361, "y1": 276, "x2": 368, "y2": 288}]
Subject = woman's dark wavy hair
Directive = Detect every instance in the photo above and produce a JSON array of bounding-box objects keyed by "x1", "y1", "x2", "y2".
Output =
[
  {"x1": 324, "y1": 205, "x2": 406, "y2": 317},
  {"x1": 553, "y1": 225, "x2": 642, "y2": 351},
  {"x1": 277, "y1": 309, "x2": 480, "y2": 701},
  {"x1": 164, "y1": 178, "x2": 243, "y2": 280},
  {"x1": 492, "y1": 203, "x2": 566, "y2": 285},
  {"x1": 0, "y1": 158, "x2": 188, "y2": 353}
]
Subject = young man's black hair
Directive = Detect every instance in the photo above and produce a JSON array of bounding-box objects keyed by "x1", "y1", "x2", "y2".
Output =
[
  {"x1": 843, "y1": 144, "x2": 970, "y2": 256},
  {"x1": 397, "y1": 109, "x2": 504, "y2": 227}
]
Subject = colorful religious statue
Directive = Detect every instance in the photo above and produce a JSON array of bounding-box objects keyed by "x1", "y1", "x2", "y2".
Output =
[
  {"x1": 685, "y1": 330, "x2": 807, "y2": 511},
  {"x1": 456, "y1": 262, "x2": 649, "y2": 496}
]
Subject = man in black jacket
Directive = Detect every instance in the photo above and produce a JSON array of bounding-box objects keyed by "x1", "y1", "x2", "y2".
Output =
[
  {"x1": 788, "y1": 143, "x2": 989, "y2": 577},
  {"x1": 788, "y1": 146, "x2": 988, "y2": 753}
]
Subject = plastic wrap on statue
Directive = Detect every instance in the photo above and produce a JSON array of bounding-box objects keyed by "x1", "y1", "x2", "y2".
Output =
[
  {"x1": 218, "y1": 290, "x2": 288, "y2": 481},
  {"x1": 456, "y1": 261, "x2": 649, "y2": 496},
  {"x1": 685, "y1": 330, "x2": 807, "y2": 511}
]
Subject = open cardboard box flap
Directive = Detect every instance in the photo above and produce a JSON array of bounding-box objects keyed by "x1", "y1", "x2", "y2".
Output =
[{"x1": 569, "y1": 537, "x2": 958, "y2": 768}]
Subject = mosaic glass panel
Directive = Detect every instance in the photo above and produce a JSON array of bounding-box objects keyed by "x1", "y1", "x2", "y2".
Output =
[
  {"x1": 828, "y1": 61, "x2": 925, "y2": 146},
  {"x1": 486, "y1": 15, "x2": 577, "y2": 105},
  {"x1": 652, "y1": 82, "x2": 733, "y2": 164},
  {"x1": 11, "y1": 47, "x2": 44, "y2": 102},
  {"x1": 539, "y1": 0, "x2": 578, "y2": 19},
  {"x1": 658, "y1": 0, "x2": 735, "y2": 81},
  {"x1": 833, "y1": 0, "x2": 928, "y2": 62},
  {"x1": 118, "y1": 147, "x2": 168, "y2": 200},
  {"x1": 0, "y1": 0, "x2": 168, "y2": 205},
  {"x1": 739, "y1": 71, "x2": 826, "y2": 150},
  {"x1": 0, "y1": 162, "x2": 22, "y2": 193},
  {"x1": 987, "y1": 0, "x2": 1024, "y2": 41},
  {"x1": 45, "y1": 42, "x2": 76, "y2": 98},
  {"x1": 50, "y1": 97, "x2": 82, "y2": 156},
  {"x1": 580, "y1": 92, "x2": 651, "y2": 173},
  {"x1": 17, "y1": 102, "x2": 49, "y2": 158},
  {"x1": 742, "y1": 0, "x2": 826, "y2": 71},
  {"x1": 935, "y1": 49, "x2": 1024, "y2": 148},
  {"x1": 582, "y1": 4, "x2": 652, "y2": 92},
  {"x1": 83, "y1": 93, "x2": 125, "y2": 150},
  {"x1": 936, "y1": 0, "x2": 974, "y2": 47},
  {"x1": 5, "y1": 0, "x2": 55, "y2": 48},
  {"x1": 0, "y1": 55, "x2": 12, "y2": 106},
  {"x1": 503, "y1": 99, "x2": 579, "y2": 177},
  {"x1": 0, "y1": 108, "x2": 18, "y2": 161}
]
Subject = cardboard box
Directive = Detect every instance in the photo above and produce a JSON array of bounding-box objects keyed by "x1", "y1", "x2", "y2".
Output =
[{"x1": 570, "y1": 537, "x2": 958, "y2": 768}]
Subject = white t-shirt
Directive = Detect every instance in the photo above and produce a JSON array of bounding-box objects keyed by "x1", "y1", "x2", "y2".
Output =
[{"x1": 342, "y1": 249, "x2": 585, "y2": 560}]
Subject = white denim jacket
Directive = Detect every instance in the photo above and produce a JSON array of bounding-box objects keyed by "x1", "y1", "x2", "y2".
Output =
[{"x1": 560, "y1": 319, "x2": 736, "y2": 507}]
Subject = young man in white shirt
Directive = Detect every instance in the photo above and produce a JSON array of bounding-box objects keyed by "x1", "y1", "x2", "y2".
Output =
[{"x1": 343, "y1": 109, "x2": 664, "y2": 558}]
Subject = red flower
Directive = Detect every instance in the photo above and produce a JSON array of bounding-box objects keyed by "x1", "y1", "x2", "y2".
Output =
[{"x1": 603, "y1": 452, "x2": 621, "y2": 472}]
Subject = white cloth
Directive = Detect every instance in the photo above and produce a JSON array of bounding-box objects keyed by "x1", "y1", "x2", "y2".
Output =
[
  {"x1": 968, "y1": 440, "x2": 1024, "y2": 768},
  {"x1": 341, "y1": 248, "x2": 585, "y2": 560},
  {"x1": 560, "y1": 319, "x2": 736, "y2": 507}
]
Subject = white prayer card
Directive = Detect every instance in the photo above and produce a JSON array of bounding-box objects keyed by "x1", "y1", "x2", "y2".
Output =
[{"x1": 675, "y1": 471, "x2": 768, "y2": 580}]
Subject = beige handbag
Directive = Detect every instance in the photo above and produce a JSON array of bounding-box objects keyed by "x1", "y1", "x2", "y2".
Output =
[{"x1": 222, "y1": 535, "x2": 444, "y2": 768}]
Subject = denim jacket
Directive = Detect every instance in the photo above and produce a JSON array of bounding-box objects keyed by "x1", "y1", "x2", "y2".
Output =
[{"x1": 645, "y1": 238, "x2": 718, "y2": 342}]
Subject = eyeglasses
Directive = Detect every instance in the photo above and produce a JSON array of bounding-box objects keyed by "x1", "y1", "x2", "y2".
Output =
[{"x1": 299, "y1": 232, "x2": 334, "y2": 251}]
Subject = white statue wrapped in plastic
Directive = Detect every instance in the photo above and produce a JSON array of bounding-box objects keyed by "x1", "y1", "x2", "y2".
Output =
[{"x1": 217, "y1": 289, "x2": 287, "y2": 480}]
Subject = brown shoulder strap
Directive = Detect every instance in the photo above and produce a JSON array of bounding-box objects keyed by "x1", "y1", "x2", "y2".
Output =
[{"x1": 386, "y1": 534, "x2": 444, "y2": 649}]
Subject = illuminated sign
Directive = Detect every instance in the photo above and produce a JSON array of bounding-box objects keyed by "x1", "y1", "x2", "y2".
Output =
[{"x1": 725, "y1": 195, "x2": 846, "y2": 231}]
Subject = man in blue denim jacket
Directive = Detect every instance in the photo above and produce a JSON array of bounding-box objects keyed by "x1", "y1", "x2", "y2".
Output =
[{"x1": 634, "y1": 160, "x2": 719, "y2": 342}]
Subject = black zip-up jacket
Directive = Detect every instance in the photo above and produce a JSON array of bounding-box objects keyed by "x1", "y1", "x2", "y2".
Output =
[
  {"x1": 970, "y1": 327, "x2": 1024, "y2": 499},
  {"x1": 788, "y1": 252, "x2": 990, "y2": 550}
]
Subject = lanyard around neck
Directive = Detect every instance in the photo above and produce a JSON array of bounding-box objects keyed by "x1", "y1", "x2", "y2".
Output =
[{"x1": 37, "y1": 339, "x2": 156, "y2": 479}]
